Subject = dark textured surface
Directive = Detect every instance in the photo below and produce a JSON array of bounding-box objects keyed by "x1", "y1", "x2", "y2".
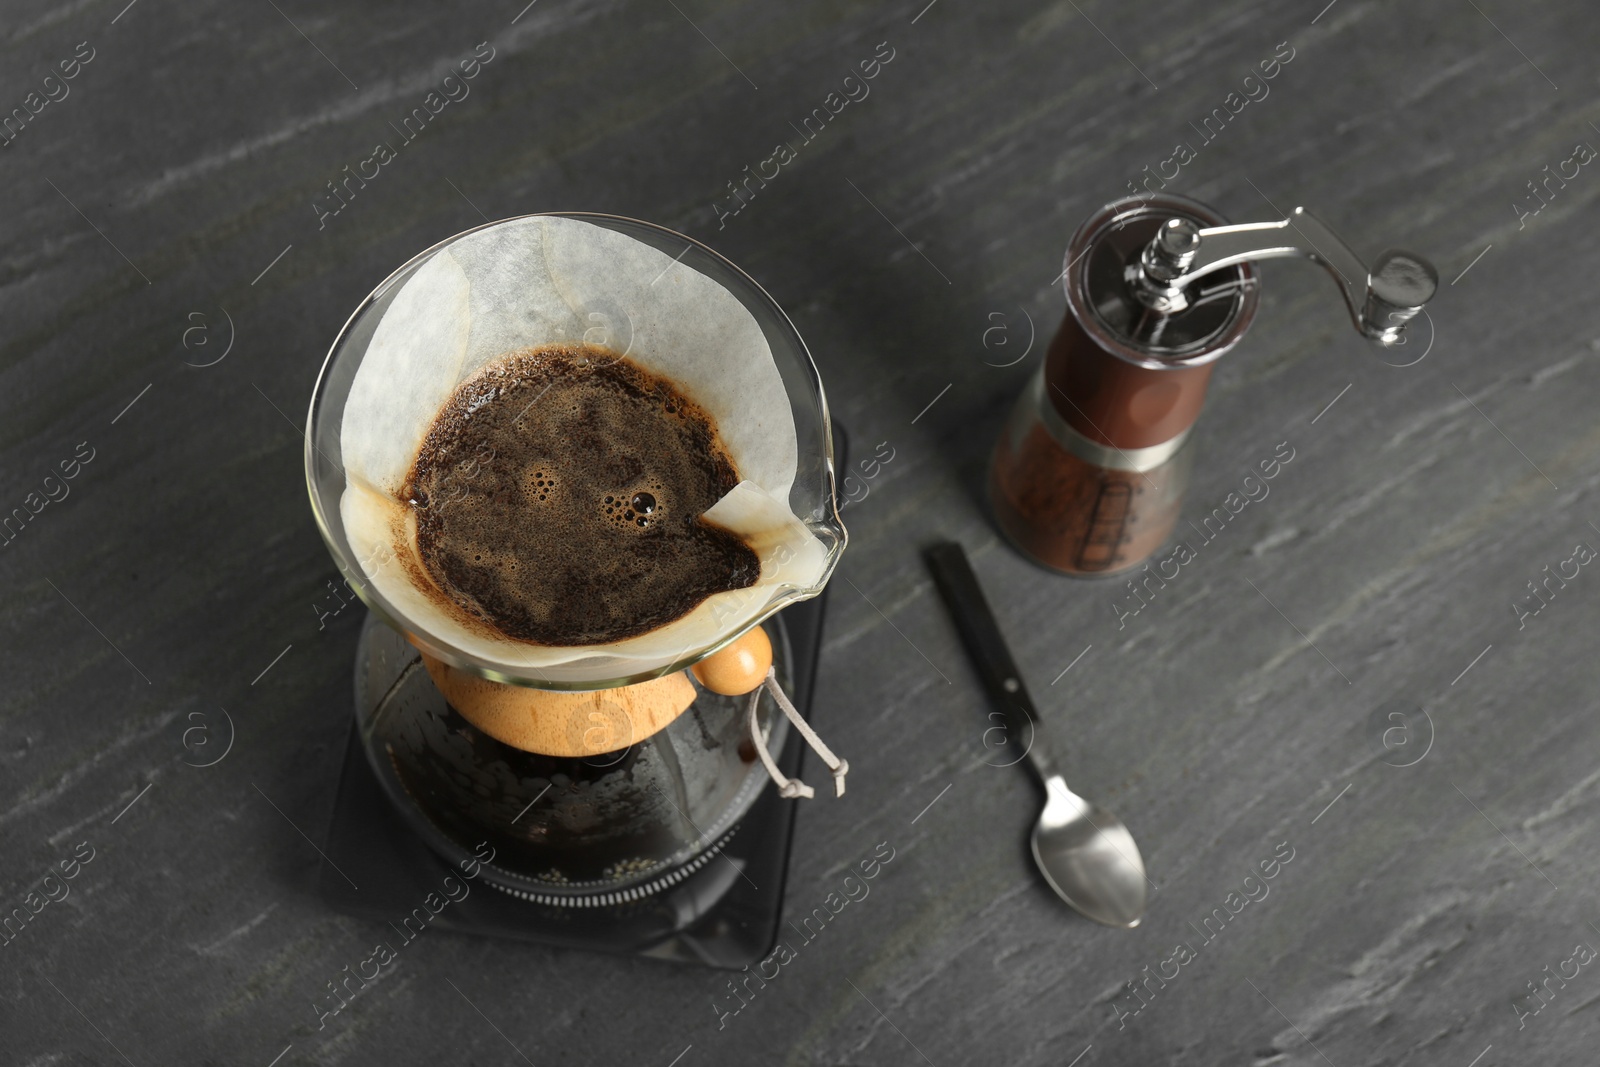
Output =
[{"x1": 3, "y1": 1, "x2": 1597, "y2": 1064}]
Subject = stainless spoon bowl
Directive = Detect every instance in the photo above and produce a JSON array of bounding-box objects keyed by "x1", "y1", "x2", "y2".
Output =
[
  {"x1": 1033, "y1": 776, "x2": 1146, "y2": 928},
  {"x1": 926, "y1": 542, "x2": 1148, "y2": 929}
]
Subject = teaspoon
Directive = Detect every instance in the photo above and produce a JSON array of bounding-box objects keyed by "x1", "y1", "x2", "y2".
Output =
[{"x1": 925, "y1": 542, "x2": 1147, "y2": 929}]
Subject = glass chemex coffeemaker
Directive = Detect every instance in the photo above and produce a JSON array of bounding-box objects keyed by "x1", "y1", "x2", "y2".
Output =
[
  {"x1": 305, "y1": 213, "x2": 848, "y2": 966},
  {"x1": 991, "y1": 193, "x2": 1437, "y2": 577}
]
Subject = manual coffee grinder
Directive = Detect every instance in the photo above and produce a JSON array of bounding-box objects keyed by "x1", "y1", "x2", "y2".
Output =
[
  {"x1": 304, "y1": 214, "x2": 849, "y2": 967},
  {"x1": 991, "y1": 193, "x2": 1437, "y2": 576}
]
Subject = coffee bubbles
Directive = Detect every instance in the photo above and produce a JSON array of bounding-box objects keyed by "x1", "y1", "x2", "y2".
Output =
[
  {"x1": 600, "y1": 486, "x2": 665, "y2": 530},
  {"x1": 406, "y1": 342, "x2": 760, "y2": 647}
]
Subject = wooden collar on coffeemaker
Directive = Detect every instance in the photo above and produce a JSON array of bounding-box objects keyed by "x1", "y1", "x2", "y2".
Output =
[{"x1": 411, "y1": 626, "x2": 773, "y2": 758}]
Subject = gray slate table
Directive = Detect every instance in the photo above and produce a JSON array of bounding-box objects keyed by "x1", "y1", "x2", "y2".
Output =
[{"x1": 4, "y1": 0, "x2": 1597, "y2": 1063}]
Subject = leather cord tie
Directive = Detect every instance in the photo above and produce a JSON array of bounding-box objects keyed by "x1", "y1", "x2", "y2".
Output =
[{"x1": 746, "y1": 667, "x2": 848, "y2": 800}]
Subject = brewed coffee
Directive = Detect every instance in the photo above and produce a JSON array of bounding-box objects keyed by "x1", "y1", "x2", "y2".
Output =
[{"x1": 405, "y1": 342, "x2": 760, "y2": 646}]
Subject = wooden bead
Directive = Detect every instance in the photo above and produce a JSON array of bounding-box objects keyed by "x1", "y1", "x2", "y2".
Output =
[{"x1": 691, "y1": 625, "x2": 772, "y2": 695}]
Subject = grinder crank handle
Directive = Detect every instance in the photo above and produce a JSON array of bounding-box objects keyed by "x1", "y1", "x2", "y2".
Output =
[{"x1": 1132, "y1": 208, "x2": 1438, "y2": 347}]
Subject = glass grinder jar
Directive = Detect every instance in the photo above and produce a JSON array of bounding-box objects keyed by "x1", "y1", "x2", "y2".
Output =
[{"x1": 990, "y1": 193, "x2": 1437, "y2": 577}]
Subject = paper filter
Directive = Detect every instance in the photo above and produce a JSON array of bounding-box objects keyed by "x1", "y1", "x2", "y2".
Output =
[{"x1": 338, "y1": 216, "x2": 829, "y2": 684}]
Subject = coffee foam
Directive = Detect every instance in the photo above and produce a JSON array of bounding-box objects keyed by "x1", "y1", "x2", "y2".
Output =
[{"x1": 406, "y1": 345, "x2": 761, "y2": 647}]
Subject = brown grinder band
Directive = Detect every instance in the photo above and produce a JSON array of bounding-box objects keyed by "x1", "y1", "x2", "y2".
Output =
[
  {"x1": 1043, "y1": 314, "x2": 1214, "y2": 450},
  {"x1": 1046, "y1": 191, "x2": 1259, "y2": 453}
]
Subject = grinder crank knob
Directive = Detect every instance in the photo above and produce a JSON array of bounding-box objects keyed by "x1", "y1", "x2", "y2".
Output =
[
  {"x1": 1359, "y1": 249, "x2": 1438, "y2": 346},
  {"x1": 692, "y1": 625, "x2": 772, "y2": 695}
]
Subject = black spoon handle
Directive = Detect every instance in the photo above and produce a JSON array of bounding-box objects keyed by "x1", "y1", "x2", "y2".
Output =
[{"x1": 924, "y1": 542, "x2": 1058, "y2": 784}]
